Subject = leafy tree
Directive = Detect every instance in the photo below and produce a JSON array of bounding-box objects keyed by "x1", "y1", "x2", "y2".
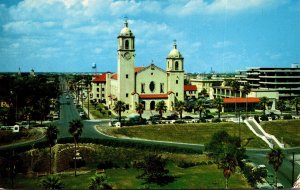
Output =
[
  {"x1": 89, "y1": 174, "x2": 111, "y2": 190},
  {"x1": 113, "y1": 101, "x2": 126, "y2": 122},
  {"x1": 69, "y1": 119, "x2": 84, "y2": 177},
  {"x1": 291, "y1": 97, "x2": 300, "y2": 115},
  {"x1": 205, "y1": 130, "x2": 246, "y2": 189},
  {"x1": 243, "y1": 165, "x2": 267, "y2": 187},
  {"x1": 276, "y1": 100, "x2": 286, "y2": 116},
  {"x1": 268, "y1": 148, "x2": 284, "y2": 188},
  {"x1": 135, "y1": 102, "x2": 144, "y2": 122},
  {"x1": 175, "y1": 101, "x2": 185, "y2": 119},
  {"x1": 213, "y1": 97, "x2": 223, "y2": 119},
  {"x1": 200, "y1": 88, "x2": 208, "y2": 97},
  {"x1": 155, "y1": 101, "x2": 167, "y2": 119},
  {"x1": 259, "y1": 97, "x2": 269, "y2": 115},
  {"x1": 194, "y1": 98, "x2": 206, "y2": 121},
  {"x1": 45, "y1": 124, "x2": 59, "y2": 174},
  {"x1": 136, "y1": 154, "x2": 173, "y2": 186},
  {"x1": 242, "y1": 83, "x2": 251, "y2": 117},
  {"x1": 39, "y1": 175, "x2": 64, "y2": 190},
  {"x1": 230, "y1": 80, "x2": 240, "y2": 117}
]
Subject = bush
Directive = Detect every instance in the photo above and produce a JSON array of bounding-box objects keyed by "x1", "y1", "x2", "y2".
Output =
[
  {"x1": 212, "y1": 118, "x2": 221, "y2": 123},
  {"x1": 254, "y1": 115, "x2": 260, "y2": 123},
  {"x1": 260, "y1": 115, "x2": 268, "y2": 121},
  {"x1": 177, "y1": 161, "x2": 197, "y2": 168},
  {"x1": 199, "y1": 118, "x2": 206, "y2": 123},
  {"x1": 283, "y1": 114, "x2": 293, "y2": 120}
]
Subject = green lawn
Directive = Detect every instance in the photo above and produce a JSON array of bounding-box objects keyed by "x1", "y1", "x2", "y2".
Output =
[
  {"x1": 261, "y1": 119, "x2": 300, "y2": 147},
  {"x1": 99, "y1": 122, "x2": 268, "y2": 148},
  {"x1": 10, "y1": 163, "x2": 250, "y2": 189},
  {"x1": 83, "y1": 101, "x2": 114, "y2": 119}
]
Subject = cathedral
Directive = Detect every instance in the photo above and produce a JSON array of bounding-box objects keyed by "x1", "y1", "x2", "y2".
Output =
[{"x1": 91, "y1": 20, "x2": 185, "y2": 111}]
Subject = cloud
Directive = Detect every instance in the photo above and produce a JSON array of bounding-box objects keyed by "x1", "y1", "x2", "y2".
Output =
[
  {"x1": 164, "y1": 0, "x2": 285, "y2": 16},
  {"x1": 213, "y1": 40, "x2": 233, "y2": 48}
]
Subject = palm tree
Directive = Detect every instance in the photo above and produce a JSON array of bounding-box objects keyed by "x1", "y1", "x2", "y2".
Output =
[
  {"x1": 241, "y1": 83, "x2": 251, "y2": 118},
  {"x1": 268, "y1": 148, "x2": 284, "y2": 188},
  {"x1": 230, "y1": 80, "x2": 240, "y2": 117},
  {"x1": 175, "y1": 101, "x2": 185, "y2": 119},
  {"x1": 45, "y1": 124, "x2": 59, "y2": 174},
  {"x1": 40, "y1": 175, "x2": 64, "y2": 190},
  {"x1": 155, "y1": 101, "x2": 167, "y2": 119},
  {"x1": 260, "y1": 96, "x2": 269, "y2": 115},
  {"x1": 213, "y1": 97, "x2": 223, "y2": 119},
  {"x1": 69, "y1": 119, "x2": 84, "y2": 177},
  {"x1": 194, "y1": 98, "x2": 206, "y2": 122},
  {"x1": 135, "y1": 102, "x2": 144, "y2": 122},
  {"x1": 291, "y1": 97, "x2": 300, "y2": 115},
  {"x1": 220, "y1": 155, "x2": 238, "y2": 189},
  {"x1": 89, "y1": 174, "x2": 110, "y2": 190},
  {"x1": 276, "y1": 100, "x2": 286, "y2": 117},
  {"x1": 113, "y1": 101, "x2": 126, "y2": 122}
]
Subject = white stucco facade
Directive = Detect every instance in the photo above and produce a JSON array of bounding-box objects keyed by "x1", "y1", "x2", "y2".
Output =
[{"x1": 93, "y1": 21, "x2": 185, "y2": 111}]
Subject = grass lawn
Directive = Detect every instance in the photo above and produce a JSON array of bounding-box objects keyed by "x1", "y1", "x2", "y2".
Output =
[
  {"x1": 261, "y1": 119, "x2": 300, "y2": 147},
  {"x1": 83, "y1": 101, "x2": 114, "y2": 119},
  {"x1": 99, "y1": 122, "x2": 268, "y2": 148},
  {"x1": 10, "y1": 163, "x2": 250, "y2": 189}
]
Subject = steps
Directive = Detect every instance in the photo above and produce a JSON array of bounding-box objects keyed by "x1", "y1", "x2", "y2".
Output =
[{"x1": 244, "y1": 118, "x2": 284, "y2": 149}]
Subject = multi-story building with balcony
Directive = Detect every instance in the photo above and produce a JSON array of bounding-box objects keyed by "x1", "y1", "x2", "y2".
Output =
[{"x1": 237, "y1": 64, "x2": 300, "y2": 100}]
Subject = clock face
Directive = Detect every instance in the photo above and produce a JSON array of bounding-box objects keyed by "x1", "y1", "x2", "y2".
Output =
[{"x1": 124, "y1": 52, "x2": 131, "y2": 60}]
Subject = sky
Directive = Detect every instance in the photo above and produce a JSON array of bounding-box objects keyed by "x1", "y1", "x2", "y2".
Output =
[{"x1": 0, "y1": 0, "x2": 299, "y2": 73}]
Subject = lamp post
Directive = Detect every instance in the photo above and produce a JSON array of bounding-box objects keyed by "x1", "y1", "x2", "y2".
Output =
[
  {"x1": 86, "y1": 85, "x2": 90, "y2": 119},
  {"x1": 10, "y1": 91, "x2": 18, "y2": 124}
]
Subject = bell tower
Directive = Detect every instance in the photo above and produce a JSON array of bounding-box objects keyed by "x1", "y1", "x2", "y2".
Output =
[
  {"x1": 166, "y1": 40, "x2": 184, "y2": 101},
  {"x1": 117, "y1": 19, "x2": 135, "y2": 107}
]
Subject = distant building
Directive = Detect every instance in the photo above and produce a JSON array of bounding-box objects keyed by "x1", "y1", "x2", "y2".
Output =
[
  {"x1": 237, "y1": 65, "x2": 300, "y2": 100},
  {"x1": 184, "y1": 84, "x2": 198, "y2": 99}
]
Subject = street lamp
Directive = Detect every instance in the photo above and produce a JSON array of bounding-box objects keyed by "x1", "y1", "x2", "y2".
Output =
[
  {"x1": 10, "y1": 91, "x2": 18, "y2": 124},
  {"x1": 86, "y1": 85, "x2": 91, "y2": 120}
]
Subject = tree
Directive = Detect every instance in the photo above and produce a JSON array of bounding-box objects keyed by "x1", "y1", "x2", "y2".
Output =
[
  {"x1": 175, "y1": 101, "x2": 185, "y2": 119},
  {"x1": 243, "y1": 164, "x2": 267, "y2": 187},
  {"x1": 276, "y1": 100, "x2": 286, "y2": 116},
  {"x1": 136, "y1": 154, "x2": 173, "y2": 186},
  {"x1": 242, "y1": 83, "x2": 251, "y2": 117},
  {"x1": 69, "y1": 119, "x2": 84, "y2": 177},
  {"x1": 135, "y1": 102, "x2": 144, "y2": 122},
  {"x1": 268, "y1": 148, "x2": 284, "y2": 188},
  {"x1": 260, "y1": 97, "x2": 269, "y2": 115},
  {"x1": 113, "y1": 101, "x2": 126, "y2": 122},
  {"x1": 291, "y1": 97, "x2": 300, "y2": 115},
  {"x1": 39, "y1": 175, "x2": 64, "y2": 190},
  {"x1": 155, "y1": 101, "x2": 167, "y2": 119},
  {"x1": 213, "y1": 97, "x2": 223, "y2": 119},
  {"x1": 89, "y1": 174, "x2": 111, "y2": 190},
  {"x1": 205, "y1": 130, "x2": 246, "y2": 189},
  {"x1": 45, "y1": 124, "x2": 59, "y2": 174},
  {"x1": 200, "y1": 88, "x2": 208, "y2": 97},
  {"x1": 230, "y1": 80, "x2": 240, "y2": 117},
  {"x1": 194, "y1": 98, "x2": 206, "y2": 121}
]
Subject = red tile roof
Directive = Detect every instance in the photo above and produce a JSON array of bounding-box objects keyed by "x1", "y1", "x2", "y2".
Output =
[
  {"x1": 111, "y1": 73, "x2": 118, "y2": 80},
  {"x1": 135, "y1": 67, "x2": 144, "y2": 73},
  {"x1": 139, "y1": 94, "x2": 168, "y2": 99},
  {"x1": 184, "y1": 85, "x2": 197, "y2": 91},
  {"x1": 92, "y1": 73, "x2": 106, "y2": 83},
  {"x1": 223, "y1": 97, "x2": 260, "y2": 104}
]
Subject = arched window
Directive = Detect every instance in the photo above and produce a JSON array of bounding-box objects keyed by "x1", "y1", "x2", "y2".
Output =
[
  {"x1": 125, "y1": 39, "x2": 129, "y2": 49},
  {"x1": 150, "y1": 101, "x2": 155, "y2": 110},
  {"x1": 175, "y1": 61, "x2": 179, "y2": 70},
  {"x1": 149, "y1": 81, "x2": 155, "y2": 92}
]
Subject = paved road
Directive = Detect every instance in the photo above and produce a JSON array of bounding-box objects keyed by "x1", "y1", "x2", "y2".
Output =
[{"x1": 1, "y1": 93, "x2": 300, "y2": 188}]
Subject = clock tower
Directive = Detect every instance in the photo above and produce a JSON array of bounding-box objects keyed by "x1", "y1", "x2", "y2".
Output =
[{"x1": 117, "y1": 20, "x2": 135, "y2": 107}]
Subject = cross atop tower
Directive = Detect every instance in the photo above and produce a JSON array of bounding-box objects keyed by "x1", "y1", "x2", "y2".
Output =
[
  {"x1": 173, "y1": 39, "x2": 177, "y2": 49},
  {"x1": 124, "y1": 16, "x2": 128, "y2": 27}
]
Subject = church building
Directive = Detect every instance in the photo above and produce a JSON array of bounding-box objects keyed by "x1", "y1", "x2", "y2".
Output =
[{"x1": 91, "y1": 20, "x2": 185, "y2": 111}]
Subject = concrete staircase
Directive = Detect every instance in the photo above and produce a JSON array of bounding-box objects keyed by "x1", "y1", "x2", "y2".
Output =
[{"x1": 244, "y1": 117, "x2": 284, "y2": 149}]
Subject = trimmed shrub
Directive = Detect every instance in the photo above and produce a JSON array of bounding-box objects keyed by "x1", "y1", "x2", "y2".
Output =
[
  {"x1": 260, "y1": 115, "x2": 268, "y2": 121},
  {"x1": 212, "y1": 118, "x2": 221, "y2": 123},
  {"x1": 283, "y1": 114, "x2": 293, "y2": 120}
]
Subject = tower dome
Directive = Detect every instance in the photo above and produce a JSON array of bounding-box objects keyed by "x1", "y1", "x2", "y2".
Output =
[
  {"x1": 119, "y1": 20, "x2": 134, "y2": 37},
  {"x1": 167, "y1": 40, "x2": 182, "y2": 58}
]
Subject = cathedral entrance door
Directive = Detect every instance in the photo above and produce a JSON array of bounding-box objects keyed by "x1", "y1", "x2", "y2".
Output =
[{"x1": 150, "y1": 101, "x2": 155, "y2": 110}]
